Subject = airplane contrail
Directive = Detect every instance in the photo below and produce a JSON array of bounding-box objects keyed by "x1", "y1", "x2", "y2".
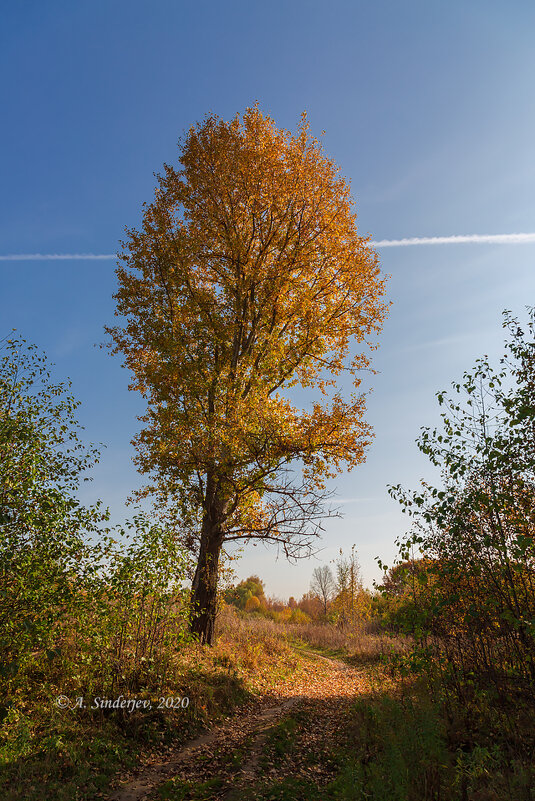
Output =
[
  {"x1": 0, "y1": 253, "x2": 116, "y2": 260},
  {"x1": 369, "y1": 233, "x2": 535, "y2": 247},
  {"x1": 1, "y1": 233, "x2": 535, "y2": 260}
]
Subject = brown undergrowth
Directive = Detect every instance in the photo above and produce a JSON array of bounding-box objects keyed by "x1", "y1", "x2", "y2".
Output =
[{"x1": 0, "y1": 607, "x2": 299, "y2": 801}]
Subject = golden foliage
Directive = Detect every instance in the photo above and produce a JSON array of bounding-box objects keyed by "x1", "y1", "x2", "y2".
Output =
[{"x1": 107, "y1": 105, "x2": 387, "y2": 546}]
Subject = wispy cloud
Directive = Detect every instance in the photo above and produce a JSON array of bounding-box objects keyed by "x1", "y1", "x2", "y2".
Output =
[
  {"x1": 331, "y1": 497, "x2": 379, "y2": 504},
  {"x1": 399, "y1": 331, "x2": 488, "y2": 354},
  {"x1": 370, "y1": 233, "x2": 535, "y2": 247},
  {"x1": 0, "y1": 253, "x2": 116, "y2": 261}
]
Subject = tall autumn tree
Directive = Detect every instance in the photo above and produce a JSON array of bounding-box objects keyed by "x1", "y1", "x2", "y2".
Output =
[{"x1": 107, "y1": 106, "x2": 387, "y2": 643}]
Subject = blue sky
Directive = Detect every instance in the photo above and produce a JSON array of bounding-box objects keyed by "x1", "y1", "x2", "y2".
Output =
[{"x1": 2, "y1": 1, "x2": 535, "y2": 598}]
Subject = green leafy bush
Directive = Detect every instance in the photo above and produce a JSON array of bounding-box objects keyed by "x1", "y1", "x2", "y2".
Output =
[
  {"x1": 384, "y1": 310, "x2": 535, "y2": 702},
  {"x1": 0, "y1": 337, "x2": 193, "y2": 711},
  {"x1": 0, "y1": 336, "x2": 107, "y2": 697}
]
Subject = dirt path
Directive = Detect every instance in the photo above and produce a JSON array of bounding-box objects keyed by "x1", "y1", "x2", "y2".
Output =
[{"x1": 108, "y1": 648, "x2": 373, "y2": 801}]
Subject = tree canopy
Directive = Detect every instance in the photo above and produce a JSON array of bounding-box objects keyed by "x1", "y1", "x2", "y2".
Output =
[{"x1": 107, "y1": 106, "x2": 388, "y2": 642}]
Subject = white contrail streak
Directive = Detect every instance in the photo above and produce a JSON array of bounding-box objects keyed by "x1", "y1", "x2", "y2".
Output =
[
  {"x1": 0, "y1": 253, "x2": 116, "y2": 260},
  {"x1": 369, "y1": 233, "x2": 535, "y2": 247},
  {"x1": 1, "y1": 233, "x2": 535, "y2": 260}
]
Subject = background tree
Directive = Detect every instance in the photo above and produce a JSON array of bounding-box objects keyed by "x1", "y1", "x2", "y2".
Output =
[
  {"x1": 223, "y1": 575, "x2": 265, "y2": 611},
  {"x1": 107, "y1": 106, "x2": 388, "y2": 644},
  {"x1": 298, "y1": 591, "x2": 323, "y2": 620},
  {"x1": 333, "y1": 545, "x2": 364, "y2": 625},
  {"x1": 310, "y1": 564, "x2": 335, "y2": 616}
]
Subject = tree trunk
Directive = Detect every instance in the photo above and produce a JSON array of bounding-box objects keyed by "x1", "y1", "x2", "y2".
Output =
[{"x1": 189, "y1": 477, "x2": 225, "y2": 645}]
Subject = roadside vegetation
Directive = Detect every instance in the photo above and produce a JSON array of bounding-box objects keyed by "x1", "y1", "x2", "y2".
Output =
[{"x1": 0, "y1": 338, "x2": 296, "y2": 800}]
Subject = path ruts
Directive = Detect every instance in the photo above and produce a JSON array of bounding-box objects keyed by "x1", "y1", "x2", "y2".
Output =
[{"x1": 108, "y1": 648, "x2": 371, "y2": 801}]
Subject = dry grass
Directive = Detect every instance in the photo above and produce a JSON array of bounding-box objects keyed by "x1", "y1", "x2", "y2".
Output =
[
  {"x1": 287, "y1": 621, "x2": 409, "y2": 664},
  {"x1": 216, "y1": 605, "x2": 409, "y2": 666},
  {"x1": 213, "y1": 604, "x2": 298, "y2": 685}
]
